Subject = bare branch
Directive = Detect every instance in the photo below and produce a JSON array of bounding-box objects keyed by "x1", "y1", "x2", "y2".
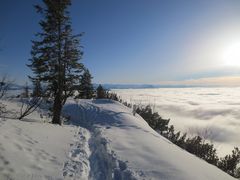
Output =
[{"x1": 18, "y1": 97, "x2": 43, "y2": 120}]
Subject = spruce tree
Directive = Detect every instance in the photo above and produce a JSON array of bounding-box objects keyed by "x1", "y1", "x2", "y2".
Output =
[
  {"x1": 96, "y1": 84, "x2": 106, "y2": 99},
  {"x1": 28, "y1": 0, "x2": 84, "y2": 124},
  {"x1": 32, "y1": 80, "x2": 42, "y2": 97},
  {"x1": 22, "y1": 82, "x2": 29, "y2": 98},
  {"x1": 76, "y1": 68, "x2": 94, "y2": 99}
]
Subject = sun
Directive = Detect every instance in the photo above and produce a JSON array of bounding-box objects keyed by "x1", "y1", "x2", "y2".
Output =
[{"x1": 222, "y1": 42, "x2": 240, "y2": 67}]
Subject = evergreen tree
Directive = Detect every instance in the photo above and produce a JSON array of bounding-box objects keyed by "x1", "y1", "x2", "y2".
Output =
[
  {"x1": 96, "y1": 84, "x2": 106, "y2": 99},
  {"x1": 28, "y1": 0, "x2": 84, "y2": 124},
  {"x1": 76, "y1": 68, "x2": 94, "y2": 99},
  {"x1": 135, "y1": 105, "x2": 169, "y2": 134},
  {"x1": 22, "y1": 82, "x2": 29, "y2": 98},
  {"x1": 32, "y1": 80, "x2": 43, "y2": 97},
  {"x1": 218, "y1": 147, "x2": 240, "y2": 177}
]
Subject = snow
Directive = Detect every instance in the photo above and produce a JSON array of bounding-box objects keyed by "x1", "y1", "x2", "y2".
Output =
[
  {"x1": 0, "y1": 98, "x2": 236, "y2": 179},
  {"x1": 0, "y1": 118, "x2": 76, "y2": 180},
  {"x1": 0, "y1": 99, "x2": 78, "y2": 180},
  {"x1": 63, "y1": 127, "x2": 91, "y2": 180},
  {"x1": 64, "y1": 99, "x2": 236, "y2": 180}
]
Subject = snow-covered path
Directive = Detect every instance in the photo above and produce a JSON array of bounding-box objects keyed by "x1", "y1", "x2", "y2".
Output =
[
  {"x1": 63, "y1": 127, "x2": 91, "y2": 180},
  {"x1": 64, "y1": 99, "x2": 236, "y2": 180},
  {"x1": 64, "y1": 99, "x2": 137, "y2": 180}
]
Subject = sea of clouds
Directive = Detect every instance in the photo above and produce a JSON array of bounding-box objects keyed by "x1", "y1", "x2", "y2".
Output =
[{"x1": 113, "y1": 87, "x2": 240, "y2": 156}]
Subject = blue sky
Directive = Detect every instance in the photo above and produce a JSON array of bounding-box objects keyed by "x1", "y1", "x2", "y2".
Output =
[{"x1": 1, "y1": 0, "x2": 240, "y2": 85}]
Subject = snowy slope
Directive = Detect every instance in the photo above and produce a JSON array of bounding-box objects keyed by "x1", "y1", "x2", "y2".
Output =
[
  {"x1": 0, "y1": 100, "x2": 78, "y2": 180},
  {"x1": 0, "y1": 99, "x2": 236, "y2": 180},
  {"x1": 0, "y1": 118, "x2": 77, "y2": 180},
  {"x1": 64, "y1": 99, "x2": 236, "y2": 180}
]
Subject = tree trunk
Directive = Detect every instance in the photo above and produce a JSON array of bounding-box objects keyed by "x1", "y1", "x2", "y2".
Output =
[
  {"x1": 52, "y1": 11, "x2": 63, "y2": 125},
  {"x1": 52, "y1": 92, "x2": 62, "y2": 125}
]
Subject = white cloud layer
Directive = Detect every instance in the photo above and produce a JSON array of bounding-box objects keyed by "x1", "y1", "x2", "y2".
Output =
[
  {"x1": 113, "y1": 87, "x2": 240, "y2": 156},
  {"x1": 159, "y1": 76, "x2": 240, "y2": 87}
]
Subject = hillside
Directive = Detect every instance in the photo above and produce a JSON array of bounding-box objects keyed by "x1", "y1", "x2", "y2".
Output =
[
  {"x1": 0, "y1": 99, "x2": 236, "y2": 180},
  {"x1": 64, "y1": 99, "x2": 235, "y2": 180}
]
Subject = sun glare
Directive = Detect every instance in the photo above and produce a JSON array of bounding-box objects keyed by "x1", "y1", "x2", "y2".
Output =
[{"x1": 222, "y1": 42, "x2": 240, "y2": 67}]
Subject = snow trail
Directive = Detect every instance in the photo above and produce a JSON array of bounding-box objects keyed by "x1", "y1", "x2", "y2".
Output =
[
  {"x1": 64, "y1": 100, "x2": 138, "y2": 180},
  {"x1": 88, "y1": 129, "x2": 137, "y2": 180},
  {"x1": 63, "y1": 127, "x2": 91, "y2": 180}
]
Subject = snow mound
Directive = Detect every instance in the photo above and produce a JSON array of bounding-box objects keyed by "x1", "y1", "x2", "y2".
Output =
[{"x1": 64, "y1": 99, "x2": 235, "y2": 180}]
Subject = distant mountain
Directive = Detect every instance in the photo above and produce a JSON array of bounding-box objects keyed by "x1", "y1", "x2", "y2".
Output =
[
  {"x1": 9, "y1": 83, "x2": 25, "y2": 90},
  {"x1": 10, "y1": 83, "x2": 197, "y2": 91},
  {"x1": 93, "y1": 84, "x2": 195, "y2": 90},
  {"x1": 7, "y1": 83, "x2": 34, "y2": 90},
  {"x1": 100, "y1": 84, "x2": 156, "y2": 89}
]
